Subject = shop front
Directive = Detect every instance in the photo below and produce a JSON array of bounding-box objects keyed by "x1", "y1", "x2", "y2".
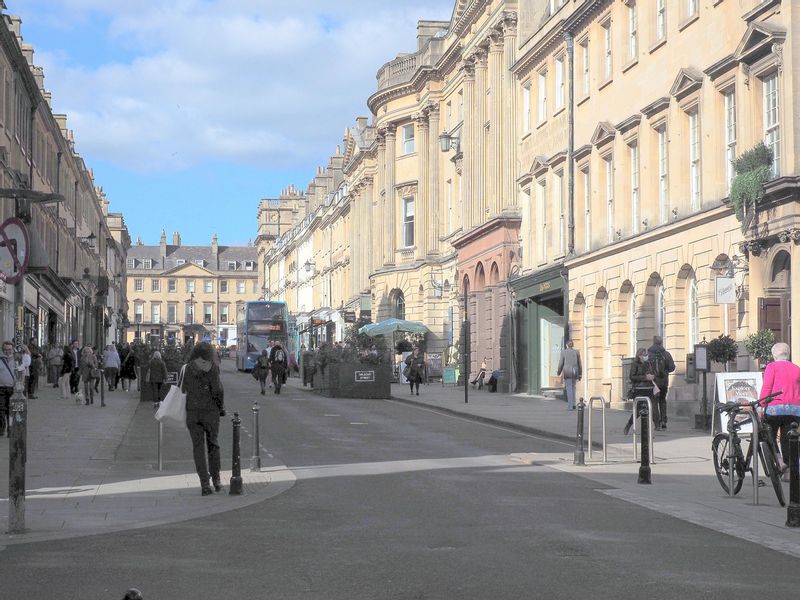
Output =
[{"x1": 510, "y1": 265, "x2": 567, "y2": 396}]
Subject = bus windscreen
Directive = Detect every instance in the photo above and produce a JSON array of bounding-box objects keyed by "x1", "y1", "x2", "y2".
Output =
[{"x1": 247, "y1": 304, "x2": 287, "y2": 321}]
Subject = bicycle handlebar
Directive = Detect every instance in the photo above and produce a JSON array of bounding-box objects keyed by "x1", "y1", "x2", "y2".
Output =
[{"x1": 715, "y1": 390, "x2": 783, "y2": 414}]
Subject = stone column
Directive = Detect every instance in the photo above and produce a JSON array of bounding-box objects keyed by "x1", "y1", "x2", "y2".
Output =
[
  {"x1": 376, "y1": 134, "x2": 386, "y2": 267},
  {"x1": 474, "y1": 48, "x2": 488, "y2": 227},
  {"x1": 502, "y1": 12, "x2": 518, "y2": 211},
  {"x1": 384, "y1": 124, "x2": 397, "y2": 266},
  {"x1": 365, "y1": 177, "x2": 374, "y2": 283},
  {"x1": 416, "y1": 112, "x2": 429, "y2": 260},
  {"x1": 792, "y1": 243, "x2": 800, "y2": 361},
  {"x1": 462, "y1": 59, "x2": 476, "y2": 231},
  {"x1": 489, "y1": 32, "x2": 504, "y2": 217},
  {"x1": 427, "y1": 105, "x2": 440, "y2": 255}
]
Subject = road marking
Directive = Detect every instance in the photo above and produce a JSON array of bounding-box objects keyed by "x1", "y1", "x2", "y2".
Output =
[
  {"x1": 324, "y1": 414, "x2": 340, "y2": 417},
  {"x1": 350, "y1": 422, "x2": 369, "y2": 426}
]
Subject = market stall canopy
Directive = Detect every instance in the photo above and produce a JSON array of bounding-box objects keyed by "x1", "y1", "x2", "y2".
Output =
[{"x1": 359, "y1": 318, "x2": 429, "y2": 337}]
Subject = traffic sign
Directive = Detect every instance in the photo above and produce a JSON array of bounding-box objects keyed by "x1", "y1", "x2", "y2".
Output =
[{"x1": 0, "y1": 217, "x2": 29, "y2": 284}]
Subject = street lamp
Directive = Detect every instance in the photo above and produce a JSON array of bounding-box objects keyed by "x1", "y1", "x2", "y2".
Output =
[
  {"x1": 304, "y1": 260, "x2": 315, "y2": 274},
  {"x1": 438, "y1": 130, "x2": 460, "y2": 153}
]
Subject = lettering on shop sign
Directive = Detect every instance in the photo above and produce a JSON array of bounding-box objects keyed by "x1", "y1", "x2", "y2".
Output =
[
  {"x1": 354, "y1": 371, "x2": 375, "y2": 382},
  {"x1": 538, "y1": 281, "x2": 552, "y2": 293}
]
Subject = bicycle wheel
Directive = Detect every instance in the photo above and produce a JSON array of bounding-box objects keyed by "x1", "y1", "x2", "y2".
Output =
[
  {"x1": 758, "y1": 441, "x2": 786, "y2": 507},
  {"x1": 712, "y1": 433, "x2": 744, "y2": 495}
]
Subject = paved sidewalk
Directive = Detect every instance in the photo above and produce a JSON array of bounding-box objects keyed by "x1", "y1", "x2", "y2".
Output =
[
  {"x1": 0, "y1": 379, "x2": 294, "y2": 546},
  {"x1": 389, "y1": 382, "x2": 800, "y2": 558}
]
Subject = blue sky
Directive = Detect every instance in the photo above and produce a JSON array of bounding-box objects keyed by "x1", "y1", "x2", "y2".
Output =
[{"x1": 10, "y1": 0, "x2": 454, "y2": 246}]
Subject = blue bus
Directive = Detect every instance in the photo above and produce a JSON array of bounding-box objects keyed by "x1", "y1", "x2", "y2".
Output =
[{"x1": 236, "y1": 301, "x2": 289, "y2": 371}]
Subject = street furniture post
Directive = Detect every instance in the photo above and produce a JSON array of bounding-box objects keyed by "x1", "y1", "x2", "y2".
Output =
[
  {"x1": 637, "y1": 402, "x2": 652, "y2": 484},
  {"x1": 229, "y1": 412, "x2": 243, "y2": 495},
  {"x1": 251, "y1": 401, "x2": 262, "y2": 472},
  {"x1": 573, "y1": 398, "x2": 586, "y2": 466}
]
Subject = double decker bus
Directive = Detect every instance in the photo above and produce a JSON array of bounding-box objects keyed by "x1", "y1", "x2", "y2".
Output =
[{"x1": 236, "y1": 301, "x2": 289, "y2": 371}]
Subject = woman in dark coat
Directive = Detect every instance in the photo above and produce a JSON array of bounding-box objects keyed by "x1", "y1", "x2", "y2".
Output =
[
  {"x1": 182, "y1": 342, "x2": 225, "y2": 495},
  {"x1": 404, "y1": 347, "x2": 426, "y2": 396},
  {"x1": 119, "y1": 343, "x2": 137, "y2": 391},
  {"x1": 147, "y1": 351, "x2": 168, "y2": 401},
  {"x1": 623, "y1": 348, "x2": 658, "y2": 435},
  {"x1": 59, "y1": 345, "x2": 73, "y2": 400}
]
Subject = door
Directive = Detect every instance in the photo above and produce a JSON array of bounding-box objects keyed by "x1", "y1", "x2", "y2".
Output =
[{"x1": 759, "y1": 297, "x2": 789, "y2": 343}]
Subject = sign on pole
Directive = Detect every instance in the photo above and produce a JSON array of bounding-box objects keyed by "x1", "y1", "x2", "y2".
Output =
[
  {"x1": 0, "y1": 217, "x2": 29, "y2": 285},
  {"x1": 715, "y1": 276, "x2": 736, "y2": 304}
]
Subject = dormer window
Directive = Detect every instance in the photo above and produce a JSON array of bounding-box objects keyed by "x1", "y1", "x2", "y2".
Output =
[
  {"x1": 143, "y1": 259, "x2": 152, "y2": 270},
  {"x1": 244, "y1": 261, "x2": 255, "y2": 271},
  {"x1": 227, "y1": 261, "x2": 238, "y2": 270},
  {"x1": 194, "y1": 259, "x2": 205, "y2": 267},
  {"x1": 126, "y1": 258, "x2": 135, "y2": 270},
  {"x1": 175, "y1": 259, "x2": 186, "y2": 266}
]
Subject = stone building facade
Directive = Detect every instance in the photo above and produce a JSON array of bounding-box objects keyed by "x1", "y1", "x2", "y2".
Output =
[
  {"x1": 125, "y1": 232, "x2": 259, "y2": 346},
  {"x1": 0, "y1": 9, "x2": 128, "y2": 350}
]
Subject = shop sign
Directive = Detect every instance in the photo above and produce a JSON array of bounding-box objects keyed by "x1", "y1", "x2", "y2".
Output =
[
  {"x1": 342, "y1": 310, "x2": 356, "y2": 323},
  {"x1": 715, "y1": 277, "x2": 736, "y2": 304},
  {"x1": 354, "y1": 371, "x2": 375, "y2": 382}
]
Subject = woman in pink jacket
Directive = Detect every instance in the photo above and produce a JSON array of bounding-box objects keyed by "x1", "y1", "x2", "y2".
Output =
[{"x1": 760, "y1": 342, "x2": 800, "y2": 472}]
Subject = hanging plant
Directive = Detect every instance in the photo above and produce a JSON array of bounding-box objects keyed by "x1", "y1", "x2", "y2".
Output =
[
  {"x1": 744, "y1": 329, "x2": 776, "y2": 366},
  {"x1": 729, "y1": 143, "x2": 773, "y2": 224},
  {"x1": 706, "y1": 334, "x2": 738, "y2": 366}
]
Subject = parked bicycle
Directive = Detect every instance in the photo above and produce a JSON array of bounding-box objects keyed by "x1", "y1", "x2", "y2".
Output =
[{"x1": 711, "y1": 391, "x2": 785, "y2": 507}]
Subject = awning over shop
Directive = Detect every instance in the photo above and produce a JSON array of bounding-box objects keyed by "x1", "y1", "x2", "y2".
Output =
[{"x1": 359, "y1": 318, "x2": 429, "y2": 337}]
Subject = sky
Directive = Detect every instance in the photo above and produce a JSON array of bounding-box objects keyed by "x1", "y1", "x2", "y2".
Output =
[{"x1": 10, "y1": 0, "x2": 454, "y2": 246}]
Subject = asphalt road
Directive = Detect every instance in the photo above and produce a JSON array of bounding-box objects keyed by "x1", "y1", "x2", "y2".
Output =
[{"x1": 1, "y1": 361, "x2": 798, "y2": 599}]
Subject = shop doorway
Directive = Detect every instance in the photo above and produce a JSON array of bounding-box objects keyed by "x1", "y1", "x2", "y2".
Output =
[{"x1": 759, "y1": 250, "x2": 791, "y2": 344}]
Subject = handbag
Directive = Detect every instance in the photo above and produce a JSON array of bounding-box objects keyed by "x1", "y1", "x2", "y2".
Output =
[
  {"x1": 155, "y1": 365, "x2": 187, "y2": 429},
  {"x1": 402, "y1": 366, "x2": 411, "y2": 378},
  {"x1": 91, "y1": 368, "x2": 102, "y2": 379}
]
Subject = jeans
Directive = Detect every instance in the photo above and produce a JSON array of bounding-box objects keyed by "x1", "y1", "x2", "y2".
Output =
[
  {"x1": 564, "y1": 377, "x2": 577, "y2": 410},
  {"x1": 765, "y1": 414, "x2": 799, "y2": 464},
  {"x1": 654, "y1": 385, "x2": 668, "y2": 426},
  {"x1": 187, "y1": 410, "x2": 221, "y2": 486}
]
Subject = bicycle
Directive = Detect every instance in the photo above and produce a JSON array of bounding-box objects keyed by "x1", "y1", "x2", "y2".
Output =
[{"x1": 711, "y1": 391, "x2": 785, "y2": 507}]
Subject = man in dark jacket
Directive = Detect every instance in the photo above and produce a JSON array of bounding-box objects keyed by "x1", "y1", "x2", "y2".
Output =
[
  {"x1": 270, "y1": 342, "x2": 288, "y2": 394},
  {"x1": 182, "y1": 342, "x2": 225, "y2": 495},
  {"x1": 648, "y1": 335, "x2": 676, "y2": 430}
]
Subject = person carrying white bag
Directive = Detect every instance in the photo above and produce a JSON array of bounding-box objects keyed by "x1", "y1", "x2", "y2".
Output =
[{"x1": 155, "y1": 363, "x2": 188, "y2": 429}]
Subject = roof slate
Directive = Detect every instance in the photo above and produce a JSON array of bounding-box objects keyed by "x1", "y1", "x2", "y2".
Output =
[{"x1": 126, "y1": 245, "x2": 258, "y2": 273}]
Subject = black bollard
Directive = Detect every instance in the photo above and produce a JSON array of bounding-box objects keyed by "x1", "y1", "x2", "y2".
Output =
[
  {"x1": 7, "y1": 382, "x2": 27, "y2": 532},
  {"x1": 573, "y1": 398, "x2": 586, "y2": 466},
  {"x1": 229, "y1": 412, "x2": 243, "y2": 496},
  {"x1": 786, "y1": 422, "x2": 800, "y2": 527},
  {"x1": 637, "y1": 402, "x2": 652, "y2": 484}
]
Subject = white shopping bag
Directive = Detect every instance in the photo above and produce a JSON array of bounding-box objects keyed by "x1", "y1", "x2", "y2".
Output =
[{"x1": 155, "y1": 365, "x2": 187, "y2": 429}]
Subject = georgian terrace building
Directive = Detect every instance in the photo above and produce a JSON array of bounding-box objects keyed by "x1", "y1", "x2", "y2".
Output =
[{"x1": 512, "y1": 0, "x2": 799, "y2": 415}]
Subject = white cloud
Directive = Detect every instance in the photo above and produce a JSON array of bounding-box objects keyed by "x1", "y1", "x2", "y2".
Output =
[{"x1": 14, "y1": 0, "x2": 454, "y2": 172}]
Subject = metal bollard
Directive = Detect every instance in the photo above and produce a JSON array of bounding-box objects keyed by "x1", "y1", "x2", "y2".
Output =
[
  {"x1": 7, "y1": 381, "x2": 27, "y2": 533},
  {"x1": 229, "y1": 412, "x2": 243, "y2": 495},
  {"x1": 787, "y1": 422, "x2": 800, "y2": 527},
  {"x1": 251, "y1": 401, "x2": 262, "y2": 472},
  {"x1": 637, "y1": 402, "x2": 652, "y2": 484},
  {"x1": 573, "y1": 398, "x2": 585, "y2": 466}
]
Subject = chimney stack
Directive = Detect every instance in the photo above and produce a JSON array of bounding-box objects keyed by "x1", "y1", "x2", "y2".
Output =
[
  {"x1": 172, "y1": 231, "x2": 181, "y2": 246},
  {"x1": 159, "y1": 229, "x2": 167, "y2": 261},
  {"x1": 211, "y1": 234, "x2": 219, "y2": 270}
]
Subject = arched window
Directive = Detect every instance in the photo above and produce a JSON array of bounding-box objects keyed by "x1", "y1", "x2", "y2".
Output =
[
  {"x1": 392, "y1": 291, "x2": 405, "y2": 320},
  {"x1": 655, "y1": 284, "x2": 666, "y2": 340},
  {"x1": 603, "y1": 297, "x2": 611, "y2": 348},
  {"x1": 628, "y1": 292, "x2": 637, "y2": 356},
  {"x1": 688, "y1": 277, "x2": 699, "y2": 346}
]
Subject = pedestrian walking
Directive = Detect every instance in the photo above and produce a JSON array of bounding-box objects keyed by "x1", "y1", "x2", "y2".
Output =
[
  {"x1": 623, "y1": 348, "x2": 658, "y2": 435},
  {"x1": 103, "y1": 344, "x2": 121, "y2": 391},
  {"x1": 556, "y1": 340, "x2": 582, "y2": 410},
  {"x1": 17, "y1": 345, "x2": 31, "y2": 397},
  {"x1": 0, "y1": 341, "x2": 16, "y2": 436},
  {"x1": 759, "y1": 342, "x2": 800, "y2": 480},
  {"x1": 404, "y1": 347, "x2": 426, "y2": 396},
  {"x1": 119, "y1": 343, "x2": 137, "y2": 392},
  {"x1": 648, "y1": 335, "x2": 676, "y2": 430},
  {"x1": 270, "y1": 342, "x2": 288, "y2": 394},
  {"x1": 47, "y1": 343, "x2": 62, "y2": 388},
  {"x1": 79, "y1": 346, "x2": 98, "y2": 405},
  {"x1": 147, "y1": 351, "x2": 168, "y2": 401},
  {"x1": 68, "y1": 339, "x2": 82, "y2": 397},
  {"x1": 471, "y1": 357, "x2": 488, "y2": 388},
  {"x1": 254, "y1": 349, "x2": 270, "y2": 395},
  {"x1": 59, "y1": 345, "x2": 72, "y2": 400},
  {"x1": 181, "y1": 342, "x2": 225, "y2": 496},
  {"x1": 28, "y1": 338, "x2": 41, "y2": 398}
]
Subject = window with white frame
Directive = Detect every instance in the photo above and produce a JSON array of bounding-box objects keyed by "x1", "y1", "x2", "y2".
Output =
[
  {"x1": 656, "y1": 0, "x2": 666, "y2": 41},
  {"x1": 689, "y1": 110, "x2": 701, "y2": 210},
  {"x1": 175, "y1": 259, "x2": 186, "y2": 266},
  {"x1": 605, "y1": 157, "x2": 614, "y2": 243},
  {"x1": 134, "y1": 302, "x2": 143, "y2": 323},
  {"x1": 687, "y1": 0, "x2": 698, "y2": 18},
  {"x1": 186, "y1": 279, "x2": 195, "y2": 293},
  {"x1": 763, "y1": 73, "x2": 780, "y2": 177},
  {"x1": 402, "y1": 197, "x2": 415, "y2": 247},
  {"x1": 143, "y1": 258, "x2": 152, "y2": 269},
  {"x1": 151, "y1": 279, "x2": 160, "y2": 293},
  {"x1": 724, "y1": 89, "x2": 737, "y2": 192},
  {"x1": 582, "y1": 168, "x2": 591, "y2": 251},
  {"x1": 236, "y1": 280, "x2": 245, "y2": 294},
  {"x1": 227, "y1": 261, "x2": 237, "y2": 270},
  {"x1": 658, "y1": 126, "x2": 669, "y2": 224},
  {"x1": 688, "y1": 277, "x2": 699, "y2": 346},
  {"x1": 204, "y1": 279, "x2": 213, "y2": 293},
  {"x1": 628, "y1": 1, "x2": 638, "y2": 60},
  {"x1": 656, "y1": 284, "x2": 666, "y2": 339},
  {"x1": 522, "y1": 82, "x2": 531, "y2": 133},
  {"x1": 203, "y1": 303, "x2": 213, "y2": 325},
  {"x1": 555, "y1": 171, "x2": 565, "y2": 255},
  {"x1": 554, "y1": 56, "x2": 565, "y2": 111},
  {"x1": 220, "y1": 280, "x2": 228, "y2": 293},
  {"x1": 630, "y1": 143, "x2": 640, "y2": 234},
  {"x1": 194, "y1": 259, "x2": 205, "y2": 267},
  {"x1": 126, "y1": 258, "x2": 135, "y2": 270},
  {"x1": 151, "y1": 303, "x2": 161, "y2": 324},
  {"x1": 537, "y1": 71, "x2": 547, "y2": 123},
  {"x1": 244, "y1": 261, "x2": 255, "y2": 271},
  {"x1": 602, "y1": 20, "x2": 612, "y2": 80},
  {"x1": 220, "y1": 303, "x2": 229, "y2": 324},
  {"x1": 168, "y1": 278, "x2": 176, "y2": 293},
  {"x1": 580, "y1": 39, "x2": 590, "y2": 95},
  {"x1": 185, "y1": 302, "x2": 193, "y2": 324},
  {"x1": 537, "y1": 180, "x2": 547, "y2": 263},
  {"x1": 134, "y1": 278, "x2": 143, "y2": 292},
  {"x1": 402, "y1": 124, "x2": 415, "y2": 155},
  {"x1": 167, "y1": 303, "x2": 177, "y2": 324},
  {"x1": 628, "y1": 292, "x2": 638, "y2": 356}
]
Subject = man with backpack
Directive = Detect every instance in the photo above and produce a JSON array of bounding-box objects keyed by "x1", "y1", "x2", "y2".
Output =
[
  {"x1": 648, "y1": 335, "x2": 676, "y2": 430},
  {"x1": 270, "y1": 342, "x2": 288, "y2": 394}
]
